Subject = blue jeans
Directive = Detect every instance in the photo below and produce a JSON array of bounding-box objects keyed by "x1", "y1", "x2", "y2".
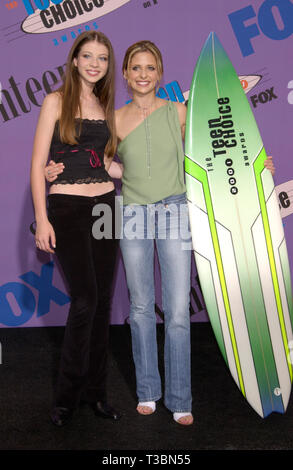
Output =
[{"x1": 120, "y1": 193, "x2": 192, "y2": 412}]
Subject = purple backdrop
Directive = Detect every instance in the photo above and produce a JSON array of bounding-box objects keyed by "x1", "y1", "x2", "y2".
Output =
[{"x1": 0, "y1": 0, "x2": 292, "y2": 328}]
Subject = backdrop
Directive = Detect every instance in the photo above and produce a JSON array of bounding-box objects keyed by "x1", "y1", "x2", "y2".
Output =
[{"x1": 0, "y1": 0, "x2": 292, "y2": 328}]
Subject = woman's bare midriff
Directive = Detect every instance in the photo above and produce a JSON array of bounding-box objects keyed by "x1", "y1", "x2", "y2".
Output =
[{"x1": 49, "y1": 181, "x2": 115, "y2": 197}]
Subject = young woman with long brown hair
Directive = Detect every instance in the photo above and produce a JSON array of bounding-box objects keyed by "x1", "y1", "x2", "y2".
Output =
[{"x1": 30, "y1": 31, "x2": 121, "y2": 426}]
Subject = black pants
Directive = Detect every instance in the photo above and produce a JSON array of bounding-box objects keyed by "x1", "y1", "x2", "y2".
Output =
[{"x1": 48, "y1": 190, "x2": 119, "y2": 409}]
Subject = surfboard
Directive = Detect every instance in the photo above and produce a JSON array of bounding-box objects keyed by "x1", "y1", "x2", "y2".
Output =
[{"x1": 185, "y1": 32, "x2": 293, "y2": 418}]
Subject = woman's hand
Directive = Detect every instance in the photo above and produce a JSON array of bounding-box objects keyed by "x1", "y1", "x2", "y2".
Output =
[
  {"x1": 45, "y1": 160, "x2": 64, "y2": 183},
  {"x1": 35, "y1": 219, "x2": 56, "y2": 254},
  {"x1": 264, "y1": 156, "x2": 275, "y2": 176},
  {"x1": 108, "y1": 160, "x2": 124, "y2": 179}
]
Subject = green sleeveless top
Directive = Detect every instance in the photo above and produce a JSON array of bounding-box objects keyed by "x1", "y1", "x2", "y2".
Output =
[{"x1": 117, "y1": 101, "x2": 186, "y2": 205}]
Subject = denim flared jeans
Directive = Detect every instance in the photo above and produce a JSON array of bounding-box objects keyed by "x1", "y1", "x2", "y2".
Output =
[{"x1": 120, "y1": 193, "x2": 192, "y2": 412}]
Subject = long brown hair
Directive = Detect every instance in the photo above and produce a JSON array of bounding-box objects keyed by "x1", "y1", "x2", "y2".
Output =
[{"x1": 57, "y1": 31, "x2": 117, "y2": 158}]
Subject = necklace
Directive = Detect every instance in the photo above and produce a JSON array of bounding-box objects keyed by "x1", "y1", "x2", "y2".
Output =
[
  {"x1": 132, "y1": 99, "x2": 157, "y2": 113},
  {"x1": 131, "y1": 99, "x2": 158, "y2": 179}
]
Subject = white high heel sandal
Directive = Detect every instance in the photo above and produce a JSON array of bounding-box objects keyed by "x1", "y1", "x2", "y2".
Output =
[
  {"x1": 173, "y1": 412, "x2": 194, "y2": 425},
  {"x1": 137, "y1": 401, "x2": 156, "y2": 415}
]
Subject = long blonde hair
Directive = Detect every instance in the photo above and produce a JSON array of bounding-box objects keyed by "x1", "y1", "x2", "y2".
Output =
[{"x1": 57, "y1": 31, "x2": 117, "y2": 158}]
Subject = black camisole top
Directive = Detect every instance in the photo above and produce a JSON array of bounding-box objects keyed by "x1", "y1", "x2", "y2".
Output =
[{"x1": 49, "y1": 118, "x2": 112, "y2": 185}]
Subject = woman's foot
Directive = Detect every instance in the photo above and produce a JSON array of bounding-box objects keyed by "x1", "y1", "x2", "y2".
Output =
[
  {"x1": 136, "y1": 401, "x2": 156, "y2": 415},
  {"x1": 173, "y1": 412, "x2": 194, "y2": 426}
]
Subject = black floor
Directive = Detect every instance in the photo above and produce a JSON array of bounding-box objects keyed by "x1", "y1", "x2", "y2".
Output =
[{"x1": 0, "y1": 323, "x2": 293, "y2": 459}]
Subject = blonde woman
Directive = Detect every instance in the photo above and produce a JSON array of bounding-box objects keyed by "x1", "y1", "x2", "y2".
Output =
[{"x1": 115, "y1": 41, "x2": 193, "y2": 425}]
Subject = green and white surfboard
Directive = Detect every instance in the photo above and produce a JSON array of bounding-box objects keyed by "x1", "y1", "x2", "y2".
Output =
[{"x1": 185, "y1": 32, "x2": 293, "y2": 418}]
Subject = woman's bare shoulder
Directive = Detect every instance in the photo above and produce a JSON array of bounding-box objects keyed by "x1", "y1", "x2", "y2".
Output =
[
  {"x1": 42, "y1": 92, "x2": 62, "y2": 116},
  {"x1": 36, "y1": 92, "x2": 62, "y2": 130},
  {"x1": 115, "y1": 103, "x2": 132, "y2": 128},
  {"x1": 173, "y1": 101, "x2": 187, "y2": 113},
  {"x1": 44, "y1": 91, "x2": 61, "y2": 105},
  {"x1": 115, "y1": 103, "x2": 130, "y2": 117},
  {"x1": 173, "y1": 101, "x2": 187, "y2": 123}
]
